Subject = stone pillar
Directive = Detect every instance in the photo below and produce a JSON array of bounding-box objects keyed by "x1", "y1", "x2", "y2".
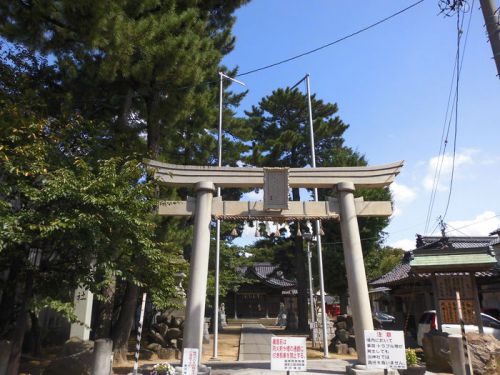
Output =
[
  {"x1": 337, "y1": 182, "x2": 373, "y2": 365},
  {"x1": 69, "y1": 286, "x2": 93, "y2": 340},
  {"x1": 182, "y1": 181, "x2": 215, "y2": 363}
]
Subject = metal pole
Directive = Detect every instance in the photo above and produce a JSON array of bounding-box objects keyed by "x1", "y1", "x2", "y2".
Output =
[
  {"x1": 479, "y1": 0, "x2": 500, "y2": 78},
  {"x1": 133, "y1": 292, "x2": 147, "y2": 375},
  {"x1": 305, "y1": 74, "x2": 329, "y2": 357},
  {"x1": 456, "y1": 291, "x2": 474, "y2": 375},
  {"x1": 306, "y1": 241, "x2": 315, "y2": 324},
  {"x1": 213, "y1": 73, "x2": 223, "y2": 359},
  {"x1": 213, "y1": 72, "x2": 245, "y2": 359}
]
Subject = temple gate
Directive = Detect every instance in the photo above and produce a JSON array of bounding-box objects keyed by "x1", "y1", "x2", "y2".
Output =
[{"x1": 147, "y1": 159, "x2": 403, "y2": 367}]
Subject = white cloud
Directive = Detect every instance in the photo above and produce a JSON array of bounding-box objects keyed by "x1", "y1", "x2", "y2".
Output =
[
  {"x1": 445, "y1": 211, "x2": 500, "y2": 237},
  {"x1": 391, "y1": 182, "x2": 417, "y2": 203},
  {"x1": 390, "y1": 182, "x2": 416, "y2": 217},
  {"x1": 422, "y1": 149, "x2": 476, "y2": 191},
  {"x1": 389, "y1": 239, "x2": 415, "y2": 251}
]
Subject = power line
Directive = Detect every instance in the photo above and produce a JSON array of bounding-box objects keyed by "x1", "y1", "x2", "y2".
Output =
[
  {"x1": 442, "y1": 3, "x2": 469, "y2": 221},
  {"x1": 236, "y1": 0, "x2": 426, "y2": 77},
  {"x1": 424, "y1": 1, "x2": 474, "y2": 233},
  {"x1": 321, "y1": 211, "x2": 499, "y2": 248}
]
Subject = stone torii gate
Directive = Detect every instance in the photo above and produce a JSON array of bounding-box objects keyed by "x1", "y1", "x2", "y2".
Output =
[{"x1": 147, "y1": 160, "x2": 403, "y2": 367}]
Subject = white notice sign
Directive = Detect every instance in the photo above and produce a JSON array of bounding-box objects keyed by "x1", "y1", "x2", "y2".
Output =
[
  {"x1": 182, "y1": 348, "x2": 199, "y2": 375},
  {"x1": 270, "y1": 336, "x2": 307, "y2": 372},
  {"x1": 364, "y1": 330, "x2": 406, "y2": 370}
]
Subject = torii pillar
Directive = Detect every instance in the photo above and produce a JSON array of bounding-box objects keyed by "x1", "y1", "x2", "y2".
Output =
[
  {"x1": 148, "y1": 159, "x2": 403, "y2": 370},
  {"x1": 183, "y1": 182, "x2": 215, "y2": 357},
  {"x1": 338, "y1": 182, "x2": 373, "y2": 365}
]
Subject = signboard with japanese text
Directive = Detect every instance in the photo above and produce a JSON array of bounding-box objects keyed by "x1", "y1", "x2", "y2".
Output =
[
  {"x1": 182, "y1": 348, "x2": 199, "y2": 375},
  {"x1": 435, "y1": 275, "x2": 475, "y2": 324},
  {"x1": 364, "y1": 330, "x2": 406, "y2": 370},
  {"x1": 270, "y1": 336, "x2": 307, "y2": 372}
]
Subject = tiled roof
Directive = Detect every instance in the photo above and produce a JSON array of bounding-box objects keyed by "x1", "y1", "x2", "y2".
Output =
[
  {"x1": 238, "y1": 262, "x2": 296, "y2": 289},
  {"x1": 416, "y1": 235, "x2": 494, "y2": 250},
  {"x1": 371, "y1": 234, "x2": 500, "y2": 287}
]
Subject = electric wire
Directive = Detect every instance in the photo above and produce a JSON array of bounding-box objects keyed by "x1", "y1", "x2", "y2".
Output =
[
  {"x1": 424, "y1": 1, "x2": 474, "y2": 233},
  {"x1": 424, "y1": 3, "x2": 469, "y2": 233},
  {"x1": 321, "y1": 212, "x2": 499, "y2": 247},
  {"x1": 441, "y1": 7, "x2": 463, "y2": 222},
  {"x1": 235, "y1": 0, "x2": 426, "y2": 77}
]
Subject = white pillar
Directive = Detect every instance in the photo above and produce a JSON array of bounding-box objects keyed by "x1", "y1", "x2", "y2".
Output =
[
  {"x1": 70, "y1": 287, "x2": 93, "y2": 340},
  {"x1": 182, "y1": 181, "x2": 215, "y2": 362},
  {"x1": 337, "y1": 182, "x2": 373, "y2": 365}
]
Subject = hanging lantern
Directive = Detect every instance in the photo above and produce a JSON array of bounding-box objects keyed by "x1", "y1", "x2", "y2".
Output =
[
  {"x1": 296, "y1": 224, "x2": 302, "y2": 237},
  {"x1": 231, "y1": 227, "x2": 239, "y2": 236},
  {"x1": 254, "y1": 221, "x2": 260, "y2": 237}
]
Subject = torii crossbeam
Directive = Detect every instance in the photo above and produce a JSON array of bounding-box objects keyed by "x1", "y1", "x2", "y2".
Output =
[{"x1": 147, "y1": 160, "x2": 403, "y2": 367}]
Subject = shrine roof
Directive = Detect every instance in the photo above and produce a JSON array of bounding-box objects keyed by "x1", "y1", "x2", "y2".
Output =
[
  {"x1": 251, "y1": 263, "x2": 296, "y2": 289},
  {"x1": 370, "y1": 234, "x2": 500, "y2": 286},
  {"x1": 238, "y1": 263, "x2": 296, "y2": 289}
]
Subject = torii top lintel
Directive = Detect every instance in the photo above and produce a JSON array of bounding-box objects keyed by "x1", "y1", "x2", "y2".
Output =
[{"x1": 146, "y1": 160, "x2": 404, "y2": 189}]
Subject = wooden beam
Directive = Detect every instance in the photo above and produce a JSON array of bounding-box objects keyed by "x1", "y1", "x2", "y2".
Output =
[
  {"x1": 158, "y1": 198, "x2": 393, "y2": 219},
  {"x1": 146, "y1": 160, "x2": 403, "y2": 189}
]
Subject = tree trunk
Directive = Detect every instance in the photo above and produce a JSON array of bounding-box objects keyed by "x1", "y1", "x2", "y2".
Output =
[
  {"x1": 339, "y1": 292, "x2": 349, "y2": 315},
  {"x1": 294, "y1": 233, "x2": 309, "y2": 332},
  {"x1": 0, "y1": 267, "x2": 17, "y2": 337},
  {"x1": 117, "y1": 87, "x2": 133, "y2": 133},
  {"x1": 6, "y1": 273, "x2": 33, "y2": 375},
  {"x1": 291, "y1": 188, "x2": 309, "y2": 332},
  {"x1": 29, "y1": 311, "x2": 42, "y2": 357},
  {"x1": 111, "y1": 281, "x2": 139, "y2": 364},
  {"x1": 94, "y1": 277, "x2": 116, "y2": 339},
  {"x1": 146, "y1": 91, "x2": 162, "y2": 159}
]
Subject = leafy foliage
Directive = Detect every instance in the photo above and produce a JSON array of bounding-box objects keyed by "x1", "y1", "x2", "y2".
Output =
[{"x1": 243, "y1": 87, "x2": 394, "y2": 299}]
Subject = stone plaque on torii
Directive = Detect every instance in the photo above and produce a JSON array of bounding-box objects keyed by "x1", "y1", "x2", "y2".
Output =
[{"x1": 147, "y1": 159, "x2": 403, "y2": 367}]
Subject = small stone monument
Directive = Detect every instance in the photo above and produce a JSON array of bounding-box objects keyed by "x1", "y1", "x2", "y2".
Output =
[
  {"x1": 219, "y1": 303, "x2": 227, "y2": 327},
  {"x1": 276, "y1": 302, "x2": 287, "y2": 327}
]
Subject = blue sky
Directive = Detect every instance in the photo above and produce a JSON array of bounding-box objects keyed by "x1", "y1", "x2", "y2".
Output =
[{"x1": 223, "y1": 0, "x2": 500, "y2": 249}]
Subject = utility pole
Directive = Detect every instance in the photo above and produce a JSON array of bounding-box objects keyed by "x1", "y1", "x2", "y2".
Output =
[{"x1": 479, "y1": 0, "x2": 500, "y2": 78}]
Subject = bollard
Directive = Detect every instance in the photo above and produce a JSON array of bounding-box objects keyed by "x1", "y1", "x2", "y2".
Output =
[
  {"x1": 448, "y1": 334, "x2": 467, "y2": 375},
  {"x1": 92, "y1": 338, "x2": 113, "y2": 375}
]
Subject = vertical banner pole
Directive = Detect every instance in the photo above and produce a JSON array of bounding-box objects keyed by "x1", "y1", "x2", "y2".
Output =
[
  {"x1": 456, "y1": 291, "x2": 473, "y2": 375},
  {"x1": 133, "y1": 292, "x2": 147, "y2": 375}
]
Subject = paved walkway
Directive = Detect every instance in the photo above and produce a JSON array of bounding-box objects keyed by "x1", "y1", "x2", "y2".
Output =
[
  {"x1": 209, "y1": 359, "x2": 353, "y2": 374},
  {"x1": 238, "y1": 324, "x2": 274, "y2": 361}
]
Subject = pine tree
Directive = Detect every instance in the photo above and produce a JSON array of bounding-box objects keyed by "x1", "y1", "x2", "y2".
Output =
[{"x1": 245, "y1": 87, "x2": 391, "y2": 326}]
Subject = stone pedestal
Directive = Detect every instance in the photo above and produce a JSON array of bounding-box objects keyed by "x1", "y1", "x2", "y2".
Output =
[{"x1": 346, "y1": 364, "x2": 399, "y2": 375}]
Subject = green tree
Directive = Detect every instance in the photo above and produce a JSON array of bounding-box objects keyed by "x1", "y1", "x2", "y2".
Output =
[
  {"x1": 0, "y1": 47, "x2": 186, "y2": 373},
  {"x1": 245, "y1": 87, "x2": 392, "y2": 323},
  {"x1": 1, "y1": 0, "x2": 250, "y2": 360},
  {"x1": 365, "y1": 246, "x2": 404, "y2": 281}
]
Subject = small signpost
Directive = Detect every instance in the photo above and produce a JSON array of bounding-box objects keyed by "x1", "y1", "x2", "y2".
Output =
[
  {"x1": 270, "y1": 336, "x2": 307, "y2": 373},
  {"x1": 364, "y1": 330, "x2": 406, "y2": 370},
  {"x1": 182, "y1": 348, "x2": 199, "y2": 375}
]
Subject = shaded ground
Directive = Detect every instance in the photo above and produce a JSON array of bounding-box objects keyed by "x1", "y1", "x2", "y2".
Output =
[{"x1": 19, "y1": 319, "x2": 358, "y2": 374}]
